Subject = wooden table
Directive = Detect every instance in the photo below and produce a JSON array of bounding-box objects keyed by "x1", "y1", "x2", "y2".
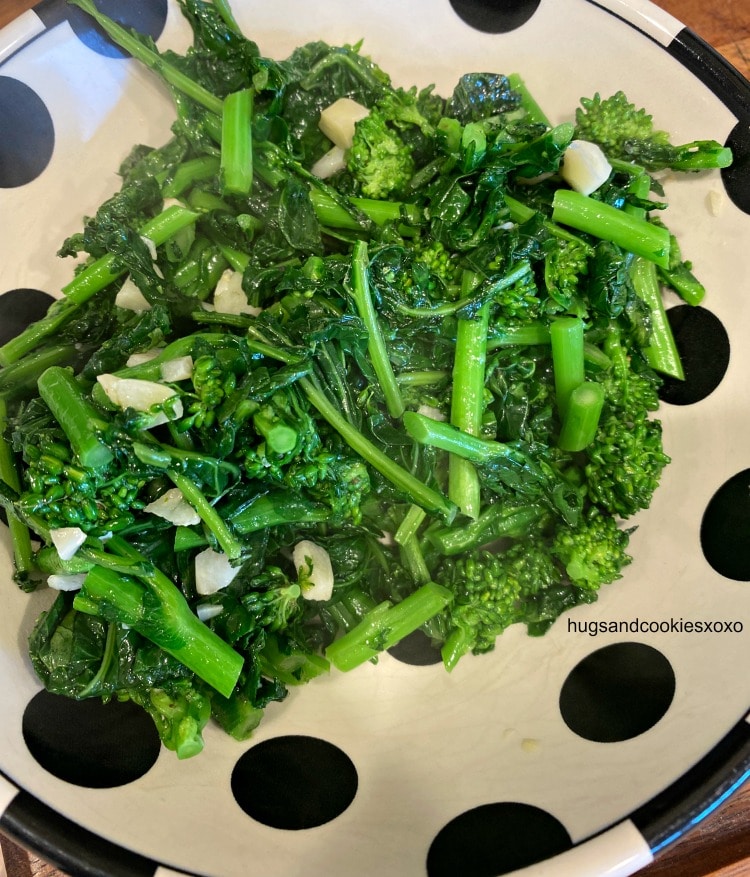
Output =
[{"x1": 0, "y1": 1, "x2": 748, "y2": 876}]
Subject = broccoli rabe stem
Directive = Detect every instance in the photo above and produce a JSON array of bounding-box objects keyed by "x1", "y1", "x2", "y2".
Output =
[
  {"x1": 37, "y1": 366, "x2": 114, "y2": 471},
  {"x1": 0, "y1": 206, "x2": 199, "y2": 366},
  {"x1": 325, "y1": 582, "x2": 452, "y2": 672},
  {"x1": 405, "y1": 410, "x2": 525, "y2": 464},
  {"x1": 625, "y1": 174, "x2": 684, "y2": 379},
  {"x1": 428, "y1": 503, "x2": 544, "y2": 556},
  {"x1": 551, "y1": 190, "x2": 671, "y2": 269},
  {"x1": 557, "y1": 381, "x2": 605, "y2": 452},
  {"x1": 351, "y1": 241, "x2": 405, "y2": 419},
  {"x1": 166, "y1": 470, "x2": 243, "y2": 561},
  {"x1": 163, "y1": 156, "x2": 221, "y2": 199},
  {"x1": 220, "y1": 88, "x2": 254, "y2": 196},
  {"x1": 658, "y1": 232, "x2": 705, "y2": 306},
  {"x1": 0, "y1": 343, "x2": 82, "y2": 401},
  {"x1": 67, "y1": 0, "x2": 224, "y2": 116},
  {"x1": 0, "y1": 400, "x2": 35, "y2": 586},
  {"x1": 449, "y1": 270, "x2": 490, "y2": 519},
  {"x1": 550, "y1": 317, "x2": 585, "y2": 418},
  {"x1": 507, "y1": 73, "x2": 551, "y2": 127},
  {"x1": 309, "y1": 189, "x2": 422, "y2": 231},
  {"x1": 75, "y1": 563, "x2": 243, "y2": 698},
  {"x1": 299, "y1": 375, "x2": 457, "y2": 523},
  {"x1": 229, "y1": 491, "x2": 329, "y2": 535}
]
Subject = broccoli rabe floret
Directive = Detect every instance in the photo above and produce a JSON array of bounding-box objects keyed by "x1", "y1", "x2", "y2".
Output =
[
  {"x1": 347, "y1": 110, "x2": 415, "y2": 199},
  {"x1": 552, "y1": 509, "x2": 632, "y2": 588},
  {"x1": 544, "y1": 238, "x2": 590, "y2": 313},
  {"x1": 438, "y1": 540, "x2": 562, "y2": 669},
  {"x1": 575, "y1": 91, "x2": 732, "y2": 171}
]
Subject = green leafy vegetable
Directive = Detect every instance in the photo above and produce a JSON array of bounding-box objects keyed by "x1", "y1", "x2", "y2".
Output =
[{"x1": 0, "y1": 0, "x2": 729, "y2": 757}]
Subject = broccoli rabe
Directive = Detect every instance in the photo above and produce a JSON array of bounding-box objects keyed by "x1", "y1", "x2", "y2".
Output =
[
  {"x1": 575, "y1": 90, "x2": 732, "y2": 171},
  {"x1": 0, "y1": 0, "x2": 728, "y2": 759}
]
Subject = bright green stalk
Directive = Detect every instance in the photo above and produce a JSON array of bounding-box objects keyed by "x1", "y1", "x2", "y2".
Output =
[
  {"x1": 0, "y1": 399, "x2": 35, "y2": 585},
  {"x1": 394, "y1": 261, "x2": 532, "y2": 319},
  {"x1": 167, "y1": 470, "x2": 242, "y2": 561},
  {"x1": 449, "y1": 270, "x2": 489, "y2": 519},
  {"x1": 64, "y1": 205, "x2": 200, "y2": 305},
  {"x1": 325, "y1": 582, "x2": 452, "y2": 672},
  {"x1": 75, "y1": 564, "x2": 243, "y2": 698},
  {"x1": 629, "y1": 256, "x2": 685, "y2": 380},
  {"x1": 299, "y1": 376, "x2": 457, "y2": 523},
  {"x1": 405, "y1": 410, "x2": 519, "y2": 464},
  {"x1": 396, "y1": 369, "x2": 449, "y2": 387},
  {"x1": 550, "y1": 316, "x2": 585, "y2": 418},
  {"x1": 309, "y1": 189, "x2": 422, "y2": 230},
  {"x1": 37, "y1": 367, "x2": 114, "y2": 471},
  {"x1": 229, "y1": 492, "x2": 329, "y2": 535},
  {"x1": 0, "y1": 343, "x2": 80, "y2": 400},
  {"x1": 351, "y1": 240, "x2": 404, "y2": 419},
  {"x1": 163, "y1": 156, "x2": 221, "y2": 198},
  {"x1": 428, "y1": 503, "x2": 544, "y2": 556},
  {"x1": 488, "y1": 323, "x2": 551, "y2": 348},
  {"x1": 220, "y1": 88, "x2": 254, "y2": 196},
  {"x1": 551, "y1": 189, "x2": 670, "y2": 269},
  {"x1": 67, "y1": 0, "x2": 224, "y2": 116},
  {"x1": 507, "y1": 73, "x2": 551, "y2": 127},
  {"x1": 394, "y1": 504, "x2": 426, "y2": 546},
  {"x1": 212, "y1": 0, "x2": 242, "y2": 33},
  {"x1": 557, "y1": 381, "x2": 605, "y2": 452}
]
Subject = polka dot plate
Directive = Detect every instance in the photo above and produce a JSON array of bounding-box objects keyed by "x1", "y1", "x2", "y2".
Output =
[{"x1": 1, "y1": 1, "x2": 749, "y2": 875}]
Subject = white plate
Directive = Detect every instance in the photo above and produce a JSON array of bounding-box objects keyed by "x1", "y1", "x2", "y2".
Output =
[{"x1": 0, "y1": 1, "x2": 748, "y2": 875}]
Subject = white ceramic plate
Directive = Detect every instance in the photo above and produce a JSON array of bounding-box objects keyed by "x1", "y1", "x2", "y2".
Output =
[{"x1": 0, "y1": 2, "x2": 749, "y2": 875}]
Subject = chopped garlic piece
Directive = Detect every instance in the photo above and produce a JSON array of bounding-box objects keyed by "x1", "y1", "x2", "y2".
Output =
[
  {"x1": 293, "y1": 540, "x2": 334, "y2": 602},
  {"x1": 160, "y1": 356, "x2": 194, "y2": 383},
  {"x1": 115, "y1": 276, "x2": 152, "y2": 313},
  {"x1": 311, "y1": 145, "x2": 347, "y2": 179},
  {"x1": 97, "y1": 374, "x2": 183, "y2": 426},
  {"x1": 50, "y1": 527, "x2": 87, "y2": 561},
  {"x1": 197, "y1": 603, "x2": 224, "y2": 622},
  {"x1": 194, "y1": 548, "x2": 240, "y2": 595},
  {"x1": 141, "y1": 235, "x2": 158, "y2": 261},
  {"x1": 318, "y1": 98, "x2": 369, "y2": 150},
  {"x1": 416, "y1": 404, "x2": 446, "y2": 421},
  {"x1": 213, "y1": 268, "x2": 262, "y2": 316},
  {"x1": 48, "y1": 573, "x2": 87, "y2": 592},
  {"x1": 561, "y1": 140, "x2": 612, "y2": 195},
  {"x1": 126, "y1": 348, "x2": 163, "y2": 367},
  {"x1": 707, "y1": 188, "x2": 725, "y2": 216},
  {"x1": 144, "y1": 487, "x2": 200, "y2": 526}
]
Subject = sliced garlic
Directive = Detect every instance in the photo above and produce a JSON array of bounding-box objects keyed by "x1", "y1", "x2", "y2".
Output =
[
  {"x1": 144, "y1": 487, "x2": 200, "y2": 526},
  {"x1": 194, "y1": 548, "x2": 241, "y2": 596},
  {"x1": 561, "y1": 140, "x2": 612, "y2": 195},
  {"x1": 48, "y1": 573, "x2": 87, "y2": 592},
  {"x1": 311, "y1": 145, "x2": 347, "y2": 179},
  {"x1": 96, "y1": 374, "x2": 183, "y2": 426},
  {"x1": 213, "y1": 269, "x2": 262, "y2": 316},
  {"x1": 293, "y1": 540, "x2": 334, "y2": 602},
  {"x1": 115, "y1": 276, "x2": 152, "y2": 313},
  {"x1": 160, "y1": 356, "x2": 194, "y2": 383},
  {"x1": 318, "y1": 98, "x2": 370, "y2": 150},
  {"x1": 50, "y1": 527, "x2": 87, "y2": 561}
]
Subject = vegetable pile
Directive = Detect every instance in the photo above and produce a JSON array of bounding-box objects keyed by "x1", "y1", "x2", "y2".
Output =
[{"x1": 0, "y1": 0, "x2": 731, "y2": 758}]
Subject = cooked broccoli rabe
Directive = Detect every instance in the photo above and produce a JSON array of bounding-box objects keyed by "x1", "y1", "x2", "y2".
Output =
[{"x1": 0, "y1": 0, "x2": 730, "y2": 757}]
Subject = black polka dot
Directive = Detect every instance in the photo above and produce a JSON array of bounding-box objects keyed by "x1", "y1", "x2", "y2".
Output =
[
  {"x1": 700, "y1": 469, "x2": 750, "y2": 580},
  {"x1": 231, "y1": 735, "x2": 358, "y2": 829},
  {"x1": 22, "y1": 690, "x2": 161, "y2": 788},
  {"x1": 658, "y1": 306, "x2": 730, "y2": 405},
  {"x1": 55, "y1": 0, "x2": 169, "y2": 59},
  {"x1": 559, "y1": 642, "x2": 675, "y2": 743},
  {"x1": 449, "y1": 0, "x2": 541, "y2": 33},
  {"x1": 0, "y1": 289, "x2": 55, "y2": 345},
  {"x1": 721, "y1": 119, "x2": 750, "y2": 215},
  {"x1": 387, "y1": 629, "x2": 443, "y2": 665},
  {"x1": 0, "y1": 78, "x2": 55, "y2": 188},
  {"x1": 427, "y1": 802, "x2": 572, "y2": 876}
]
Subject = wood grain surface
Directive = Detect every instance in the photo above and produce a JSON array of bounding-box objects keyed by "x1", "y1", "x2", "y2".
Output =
[{"x1": 0, "y1": 1, "x2": 748, "y2": 876}]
